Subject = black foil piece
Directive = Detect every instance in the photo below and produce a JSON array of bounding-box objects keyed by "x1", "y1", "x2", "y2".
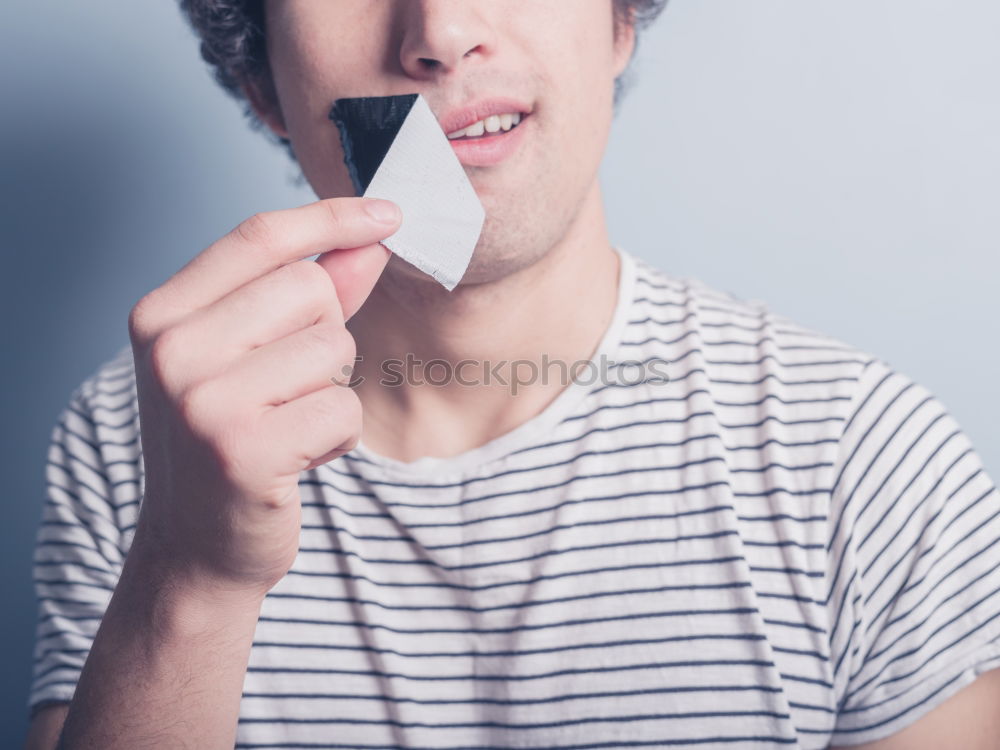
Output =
[{"x1": 328, "y1": 94, "x2": 419, "y2": 195}]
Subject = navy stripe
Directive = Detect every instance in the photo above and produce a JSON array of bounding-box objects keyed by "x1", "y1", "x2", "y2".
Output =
[
  {"x1": 35, "y1": 595, "x2": 108, "y2": 609},
  {"x1": 249, "y1": 631, "x2": 767, "y2": 660},
  {"x1": 34, "y1": 578, "x2": 116, "y2": 594},
  {"x1": 627, "y1": 312, "x2": 819, "y2": 336},
  {"x1": 633, "y1": 274, "x2": 688, "y2": 295},
  {"x1": 632, "y1": 295, "x2": 686, "y2": 309},
  {"x1": 236, "y1": 708, "x2": 793, "y2": 728},
  {"x1": 300, "y1": 481, "x2": 828, "y2": 534},
  {"x1": 333, "y1": 433, "x2": 719, "y2": 490},
  {"x1": 59, "y1": 420, "x2": 138, "y2": 450},
  {"x1": 34, "y1": 538, "x2": 119, "y2": 562},
  {"x1": 244, "y1": 655, "x2": 774, "y2": 680},
  {"x1": 265, "y1": 580, "x2": 755, "y2": 616},
  {"x1": 234, "y1": 735, "x2": 798, "y2": 748},
  {"x1": 307, "y1": 506, "x2": 740, "y2": 550},
  {"x1": 299, "y1": 529, "x2": 749, "y2": 570},
  {"x1": 508, "y1": 419, "x2": 839, "y2": 459},
  {"x1": 297, "y1": 498, "x2": 828, "y2": 541},
  {"x1": 33, "y1": 646, "x2": 90, "y2": 662},
  {"x1": 586, "y1": 362, "x2": 861, "y2": 400},
  {"x1": 65, "y1": 401, "x2": 136, "y2": 432},
  {"x1": 88, "y1": 378, "x2": 134, "y2": 399},
  {"x1": 242, "y1": 681, "x2": 781, "y2": 704},
  {"x1": 334, "y1": 443, "x2": 831, "y2": 494},
  {"x1": 282, "y1": 556, "x2": 753, "y2": 591},
  {"x1": 572, "y1": 389, "x2": 853, "y2": 419},
  {"x1": 28, "y1": 678, "x2": 80, "y2": 695},
  {"x1": 32, "y1": 661, "x2": 79, "y2": 683}
]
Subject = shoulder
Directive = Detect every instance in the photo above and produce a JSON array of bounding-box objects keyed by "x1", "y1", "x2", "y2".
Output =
[
  {"x1": 50, "y1": 343, "x2": 143, "y2": 537},
  {"x1": 73, "y1": 342, "x2": 138, "y2": 406},
  {"x1": 621, "y1": 252, "x2": 879, "y2": 418},
  {"x1": 64, "y1": 343, "x2": 141, "y2": 461},
  {"x1": 628, "y1": 252, "x2": 872, "y2": 358}
]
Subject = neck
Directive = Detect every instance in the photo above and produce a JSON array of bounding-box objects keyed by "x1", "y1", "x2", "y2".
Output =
[{"x1": 347, "y1": 179, "x2": 621, "y2": 462}]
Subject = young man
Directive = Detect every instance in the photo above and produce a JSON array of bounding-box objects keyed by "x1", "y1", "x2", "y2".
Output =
[{"x1": 25, "y1": 2, "x2": 1000, "y2": 748}]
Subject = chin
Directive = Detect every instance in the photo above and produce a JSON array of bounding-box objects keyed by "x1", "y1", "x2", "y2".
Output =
[
  {"x1": 458, "y1": 204, "x2": 568, "y2": 284},
  {"x1": 380, "y1": 215, "x2": 554, "y2": 291},
  {"x1": 381, "y1": 240, "x2": 541, "y2": 292}
]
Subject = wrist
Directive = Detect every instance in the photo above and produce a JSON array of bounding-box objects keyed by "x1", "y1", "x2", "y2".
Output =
[{"x1": 117, "y1": 532, "x2": 267, "y2": 643}]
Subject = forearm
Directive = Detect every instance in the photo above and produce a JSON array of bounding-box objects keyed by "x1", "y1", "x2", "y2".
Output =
[{"x1": 56, "y1": 540, "x2": 264, "y2": 749}]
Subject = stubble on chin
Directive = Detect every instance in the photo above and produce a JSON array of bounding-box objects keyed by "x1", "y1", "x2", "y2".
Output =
[{"x1": 454, "y1": 171, "x2": 585, "y2": 287}]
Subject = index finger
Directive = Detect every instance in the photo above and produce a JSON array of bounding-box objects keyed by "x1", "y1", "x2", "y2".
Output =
[{"x1": 149, "y1": 197, "x2": 401, "y2": 330}]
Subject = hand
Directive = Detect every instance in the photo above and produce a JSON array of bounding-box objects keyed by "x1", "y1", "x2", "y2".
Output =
[{"x1": 125, "y1": 197, "x2": 401, "y2": 600}]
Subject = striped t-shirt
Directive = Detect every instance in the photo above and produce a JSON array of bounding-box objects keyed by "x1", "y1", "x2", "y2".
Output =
[{"x1": 30, "y1": 247, "x2": 1000, "y2": 749}]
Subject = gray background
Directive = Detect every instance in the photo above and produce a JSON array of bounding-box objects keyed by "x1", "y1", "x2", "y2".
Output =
[{"x1": 2, "y1": 0, "x2": 997, "y2": 742}]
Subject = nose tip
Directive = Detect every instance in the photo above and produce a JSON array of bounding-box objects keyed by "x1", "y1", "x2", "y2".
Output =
[
  {"x1": 399, "y1": 1, "x2": 494, "y2": 79},
  {"x1": 414, "y1": 47, "x2": 477, "y2": 73}
]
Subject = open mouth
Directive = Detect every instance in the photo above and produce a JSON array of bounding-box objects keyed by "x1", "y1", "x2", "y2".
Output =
[{"x1": 446, "y1": 113, "x2": 525, "y2": 141}]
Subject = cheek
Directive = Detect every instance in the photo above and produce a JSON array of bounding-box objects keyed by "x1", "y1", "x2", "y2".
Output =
[
  {"x1": 546, "y1": 58, "x2": 616, "y2": 181},
  {"x1": 282, "y1": 88, "x2": 356, "y2": 199},
  {"x1": 268, "y1": 11, "x2": 386, "y2": 198},
  {"x1": 300, "y1": 137, "x2": 361, "y2": 200},
  {"x1": 539, "y1": 12, "x2": 618, "y2": 128}
]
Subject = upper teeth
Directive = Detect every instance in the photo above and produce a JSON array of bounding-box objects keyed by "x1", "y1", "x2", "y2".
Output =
[{"x1": 447, "y1": 112, "x2": 522, "y2": 139}]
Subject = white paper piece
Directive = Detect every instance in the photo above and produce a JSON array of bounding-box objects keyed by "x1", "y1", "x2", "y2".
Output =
[{"x1": 359, "y1": 95, "x2": 485, "y2": 291}]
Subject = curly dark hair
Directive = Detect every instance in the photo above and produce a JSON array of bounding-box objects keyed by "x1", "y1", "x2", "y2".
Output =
[{"x1": 178, "y1": 1, "x2": 668, "y2": 161}]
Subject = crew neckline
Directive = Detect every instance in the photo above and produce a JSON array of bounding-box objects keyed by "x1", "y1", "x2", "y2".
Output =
[{"x1": 342, "y1": 246, "x2": 637, "y2": 479}]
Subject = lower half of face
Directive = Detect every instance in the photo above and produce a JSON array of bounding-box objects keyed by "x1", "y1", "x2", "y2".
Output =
[{"x1": 267, "y1": 0, "x2": 627, "y2": 289}]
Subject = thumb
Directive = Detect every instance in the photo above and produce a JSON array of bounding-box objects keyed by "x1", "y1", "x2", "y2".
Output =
[{"x1": 314, "y1": 241, "x2": 392, "y2": 321}]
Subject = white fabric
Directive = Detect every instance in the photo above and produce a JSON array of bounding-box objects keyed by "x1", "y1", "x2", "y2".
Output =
[{"x1": 29, "y1": 247, "x2": 1000, "y2": 748}]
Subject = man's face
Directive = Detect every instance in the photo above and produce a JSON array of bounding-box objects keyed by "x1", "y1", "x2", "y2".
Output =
[{"x1": 258, "y1": 0, "x2": 635, "y2": 286}]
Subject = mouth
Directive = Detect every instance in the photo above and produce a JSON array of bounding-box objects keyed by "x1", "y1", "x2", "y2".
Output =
[
  {"x1": 444, "y1": 111, "x2": 530, "y2": 168},
  {"x1": 445, "y1": 112, "x2": 524, "y2": 141},
  {"x1": 437, "y1": 99, "x2": 532, "y2": 168}
]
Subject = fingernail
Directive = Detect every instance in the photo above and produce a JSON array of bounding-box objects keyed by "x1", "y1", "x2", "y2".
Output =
[{"x1": 364, "y1": 199, "x2": 400, "y2": 224}]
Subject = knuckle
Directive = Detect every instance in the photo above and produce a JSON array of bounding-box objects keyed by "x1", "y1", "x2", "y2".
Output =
[
  {"x1": 312, "y1": 386, "x2": 362, "y2": 439},
  {"x1": 338, "y1": 433, "x2": 360, "y2": 455},
  {"x1": 305, "y1": 323, "x2": 355, "y2": 362},
  {"x1": 259, "y1": 486, "x2": 298, "y2": 512},
  {"x1": 334, "y1": 390, "x2": 363, "y2": 452},
  {"x1": 148, "y1": 325, "x2": 184, "y2": 382},
  {"x1": 214, "y1": 427, "x2": 255, "y2": 490},
  {"x1": 274, "y1": 261, "x2": 337, "y2": 320},
  {"x1": 334, "y1": 327, "x2": 358, "y2": 363},
  {"x1": 128, "y1": 292, "x2": 158, "y2": 345},
  {"x1": 176, "y1": 379, "x2": 218, "y2": 431},
  {"x1": 320, "y1": 199, "x2": 349, "y2": 235},
  {"x1": 291, "y1": 258, "x2": 335, "y2": 297},
  {"x1": 299, "y1": 322, "x2": 338, "y2": 354},
  {"x1": 341, "y1": 390, "x2": 363, "y2": 436},
  {"x1": 234, "y1": 212, "x2": 276, "y2": 249}
]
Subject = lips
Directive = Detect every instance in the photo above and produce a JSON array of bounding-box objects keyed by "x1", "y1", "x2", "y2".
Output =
[
  {"x1": 436, "y1": 97, "x2": 532, "y2": 168},
  {"x1": 447, "y1": 112, "x2": 522, "y2": 140},
  {"x1": 446, "y1": 115, "x2": 529, "y2": 167},
  {"x1": 437, "y1": 98, "x2": 532, "y2": 138}
]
